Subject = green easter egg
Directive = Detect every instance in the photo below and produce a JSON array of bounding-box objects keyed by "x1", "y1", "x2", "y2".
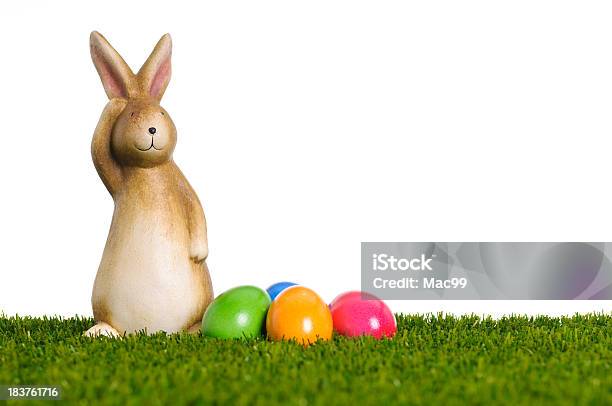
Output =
[{"x1": 202, "y1": 286, "x2": 271, "y2": 339}]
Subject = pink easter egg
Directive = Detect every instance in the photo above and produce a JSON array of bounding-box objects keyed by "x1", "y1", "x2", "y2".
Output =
[{"x1": 329, "y1": 291, "x2": 396, "y2": 339}]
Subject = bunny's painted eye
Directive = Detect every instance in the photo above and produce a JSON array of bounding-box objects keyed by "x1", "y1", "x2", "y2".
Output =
[
  {"x1": 130, "y1": 112, "x2": 135, "y2": 117},
  {"x1": 160, "y1": 112, "x2": 165, "y2": 116}
]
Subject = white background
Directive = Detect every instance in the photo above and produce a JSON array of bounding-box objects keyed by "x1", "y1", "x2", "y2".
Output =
[{"x1": 0, "y1": 1, "x2": 610, "y2": 317}]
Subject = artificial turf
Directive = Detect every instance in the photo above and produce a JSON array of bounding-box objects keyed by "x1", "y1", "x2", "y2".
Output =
[{"x1": 0, "y1": 314, "x2": 610, "y2": 405}]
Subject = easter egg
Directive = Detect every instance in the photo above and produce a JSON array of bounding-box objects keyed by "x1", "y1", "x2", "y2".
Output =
[
  {"x1": 201, "y1": 286, "x2": 271, "y2": 339},
  {"x1": 266, "y1": 286, "x2": 333, "y2": 345},
  {"x1": 266, "y1": 281, "x2": 297, "y2": 300},
  {"x1": 329, "y1": 291, "x2": 396, "y2": 339}
]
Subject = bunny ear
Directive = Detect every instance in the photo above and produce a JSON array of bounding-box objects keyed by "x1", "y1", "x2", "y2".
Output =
[
  {"x1": 90, "y1": 31, "x2": 135, "y2": 99},
  {"x1": 137, "y1": 34, "x2": 172, "y2": 100}
]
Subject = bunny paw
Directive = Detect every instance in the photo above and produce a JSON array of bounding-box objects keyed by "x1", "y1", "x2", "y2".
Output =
[
  {"x1": 190, "y1": 239, "x2": 208, "y2": 263},
  {"x1": 83, "y1": 322, "x2": 121, "y2": 338},
  {"x1": 186, "y1": 321, "x2": 202, "y2": 334}
]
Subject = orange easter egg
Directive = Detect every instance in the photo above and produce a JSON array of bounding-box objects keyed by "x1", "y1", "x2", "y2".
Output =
[{"x1": 266, "y1": 286, "x2": 333, "y2": 345}]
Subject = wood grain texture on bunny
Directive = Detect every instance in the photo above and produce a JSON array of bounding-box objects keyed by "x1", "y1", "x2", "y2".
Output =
[{"x1": 85, "y1": 32, "x2": 213, "y2": 337}]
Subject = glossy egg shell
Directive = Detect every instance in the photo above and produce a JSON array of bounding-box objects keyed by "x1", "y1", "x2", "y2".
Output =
[
  {"x1": 329, "y1": 291, "x2": 396, "y2": 339},
  {"x1": 266, "y1": 286, "x2": 332, "y2": 345},
  {"x1": 266, "y1": 281, "x2": 297, "y2": 301},
  {"x1": 201, "y1": 286, "x2": 271, "y2": 339}
]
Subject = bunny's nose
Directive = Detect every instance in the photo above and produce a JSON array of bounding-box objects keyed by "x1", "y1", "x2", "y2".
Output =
[{"x1": 148, "y1": 127, "x2": 157, "y2": 135}]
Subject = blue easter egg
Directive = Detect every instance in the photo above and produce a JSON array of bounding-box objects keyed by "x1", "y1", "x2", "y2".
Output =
[{"x1": 266, "y1": 282, "x2": 297, "y2": 300}]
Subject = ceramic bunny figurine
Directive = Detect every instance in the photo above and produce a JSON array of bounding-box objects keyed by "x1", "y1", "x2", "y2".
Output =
[{"x1": 85, "y1": 32, "x2": 213, "y2": 337}]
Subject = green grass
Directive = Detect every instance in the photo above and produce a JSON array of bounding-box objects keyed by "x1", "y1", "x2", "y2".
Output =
[{"x1": 0, "y1": 314, "x2": 610, "y2": 405}]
